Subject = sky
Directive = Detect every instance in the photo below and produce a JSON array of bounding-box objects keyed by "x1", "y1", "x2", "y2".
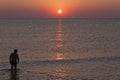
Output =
[{"x1": 0, "y1": 0, "x2": 120, "y2": 18}]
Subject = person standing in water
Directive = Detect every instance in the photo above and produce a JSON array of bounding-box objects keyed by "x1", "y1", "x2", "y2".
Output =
[{"x1": 9, "y1": 49, "x2": 19, "y2": 70}]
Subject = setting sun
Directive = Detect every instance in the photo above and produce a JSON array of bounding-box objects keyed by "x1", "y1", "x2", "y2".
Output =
[{"x1": 58, "y1": 9, "x2": 62, "y2": 14}]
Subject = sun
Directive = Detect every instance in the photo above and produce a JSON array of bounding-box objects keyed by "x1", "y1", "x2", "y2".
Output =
[{"x1": 58, "y1": 9, "x2": 62, "y2": 14}]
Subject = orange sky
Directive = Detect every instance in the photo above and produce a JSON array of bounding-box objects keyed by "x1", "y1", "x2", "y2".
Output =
[{"x1": 0, "y1": 0, "x2": 120, "y2": 18}]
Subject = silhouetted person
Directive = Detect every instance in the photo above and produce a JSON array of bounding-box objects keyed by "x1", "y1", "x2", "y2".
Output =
[{"x1": 9, "y1": 49, "x2": 19, "y2": 70}]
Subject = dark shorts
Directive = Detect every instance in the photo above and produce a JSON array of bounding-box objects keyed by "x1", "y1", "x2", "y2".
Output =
[{"x1": 10, "y1": 61, "x2": 17, "y2": 65}]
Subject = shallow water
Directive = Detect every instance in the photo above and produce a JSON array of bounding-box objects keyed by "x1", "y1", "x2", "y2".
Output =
[
  {"x1": 0, "y1": 57, "x2": 120, "y2": 80},
  {"x1": 0, "y1": 18, "x2": 120, "y2": 80}
]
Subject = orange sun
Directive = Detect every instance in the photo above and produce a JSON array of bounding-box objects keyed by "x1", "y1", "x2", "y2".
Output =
[{"x1": 58, "y1": 9, "x2": 62, "y2": 14}]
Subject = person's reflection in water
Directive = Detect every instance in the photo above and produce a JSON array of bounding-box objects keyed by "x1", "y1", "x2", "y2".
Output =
[{"x1": 10, "y1": 69, "x2": 19, "y2": 80}]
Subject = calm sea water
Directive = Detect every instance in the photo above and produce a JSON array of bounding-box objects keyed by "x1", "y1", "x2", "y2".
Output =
[{"x1": 0, "y1": 18, "x2": 120, "y2": 80}]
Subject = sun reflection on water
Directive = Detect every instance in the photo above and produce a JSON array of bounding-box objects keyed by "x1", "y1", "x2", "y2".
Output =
[
  {"x1": 55, "y1": 19, "x2": 65, "y2": 61},
  {"x1": 55, "y1": 53, "x2": 64, "y2": 60},
  {"x1": 52, "y1": 67, "x2": 67, "y2": 80}
]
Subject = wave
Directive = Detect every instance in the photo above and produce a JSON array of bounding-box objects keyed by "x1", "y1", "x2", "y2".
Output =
[
  {"x1": 21, "y1": 56, "x2": 120, "y2": 65},
  {"x1": 0, "y1": 56, "x2": 120, "y2": 68},
  {"x1": 0, "y1": 56, "x2": 120, "y2": 80}
]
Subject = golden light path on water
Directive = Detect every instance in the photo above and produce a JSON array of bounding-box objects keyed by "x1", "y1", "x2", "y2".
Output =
[
  {"x1": 51, "y1": 19, "x2": 67, "y2": 79},
  {"x1": 55, "y1": 19, "x2": 65, "y2": 61}
]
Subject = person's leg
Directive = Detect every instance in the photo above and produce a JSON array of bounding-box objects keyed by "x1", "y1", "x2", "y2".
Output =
[
  {"x1": 15, "y1": 64, "x2": 17, "y2": 70},
  {"x1": 11, "y1": 64, "x2": 13, "y2": 70}
]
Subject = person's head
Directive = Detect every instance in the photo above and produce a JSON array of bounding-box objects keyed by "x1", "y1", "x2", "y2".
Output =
[{"x1": 14, "y1": 49, "x2": 18, "y2": 53}]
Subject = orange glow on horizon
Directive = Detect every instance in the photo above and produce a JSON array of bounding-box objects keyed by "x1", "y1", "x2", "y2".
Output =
[{"x1": 0, "y1": 0, "x2": 120, "y2": 18}]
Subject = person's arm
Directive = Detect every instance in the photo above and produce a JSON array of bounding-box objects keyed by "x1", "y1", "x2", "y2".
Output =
[{"x1": 17, "y1": 54, "x2": 19, "y2": 64}]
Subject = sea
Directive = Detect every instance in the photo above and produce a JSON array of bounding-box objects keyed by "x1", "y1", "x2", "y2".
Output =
[{"x1": 0, "y1": 18, "x2": 120, "y2": 80}]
